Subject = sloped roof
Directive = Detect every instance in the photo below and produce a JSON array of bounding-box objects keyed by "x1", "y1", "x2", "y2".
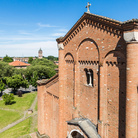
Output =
[
  {"x1": 56, "y1": 12, "x2": 122, "y2": 43},
  {"x1": 67, "y1": 118, "x2": 101, "y2": 138},
  {"x1": 56, "y1": 12, "x2": 138, "y2": 43},
  {"x1": 37, "y1": 73, "x2": 58, "y2": 86},
  {"x1": 9, "y1": 61, "x2": 30, "y2": 67}
]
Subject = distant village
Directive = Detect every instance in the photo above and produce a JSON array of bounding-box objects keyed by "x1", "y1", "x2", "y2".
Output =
[
  {"x1": 1, "y1": 48, "x2": 45, "y2": 62},
  {"x1": 0, "y1": 48, "x2": 59, "y2": 69}
]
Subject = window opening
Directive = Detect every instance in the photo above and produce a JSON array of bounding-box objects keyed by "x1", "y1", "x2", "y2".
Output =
[
  {"x1": 70, "y1": 131, "x2": 84, "y2": 138},
  {"x1": 84, "y1": 68, "x2": 94, "y2": 87}
]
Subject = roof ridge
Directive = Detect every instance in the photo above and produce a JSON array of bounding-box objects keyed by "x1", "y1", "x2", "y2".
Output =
[
  {"x1": 37, "y1": 73, "x2": 59, "y2": 86},
  {"x1": 86, "y1": 12, "x2": 122, "y2": 24},
  {"x1": 56, "y1": 12, "x2": 123, "y2": 43},
  {"x1": 122, "y1": 18, "x2": 138, "y2": 24},
  {"x1": 9, "y1": 60, "x2": 30, "y2": 66}
]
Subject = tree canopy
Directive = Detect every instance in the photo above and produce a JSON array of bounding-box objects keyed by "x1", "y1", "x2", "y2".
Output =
[
  {"x1": 3, "y1": 55, "x2": 13, "y2": 63},
  {"x1": 0, "y1": 61, "x2": 14, "y2": 78},
  {"x1": 31, "y1": 58, "x2": 57, "y2": 68},
  {"x1": 12, "y1": 58, "x2": 57, "y2": 87},
  {"x1": 0, "y1": 57, "x2": 58, "y2": 91},
  {"x1": 46, "y1": 56, "x2": 58, "y2": 61},
  {"x1": 6, "y1": 74, "x2": 29, "y2": 93},
  {"x1": 0, "y1": 79, "x2": 5, "y2": 93},
  {"x1": 25, "y1": 65, "x2": 56, "y2": 87},
  {"x1": 28, "y1": 57, "x2": 33, "y2": 64}
]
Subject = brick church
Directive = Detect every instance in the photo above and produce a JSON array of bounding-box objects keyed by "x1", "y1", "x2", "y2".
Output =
[{"x1": 37, "y1": 5, "x2": 138, "y2": 138}]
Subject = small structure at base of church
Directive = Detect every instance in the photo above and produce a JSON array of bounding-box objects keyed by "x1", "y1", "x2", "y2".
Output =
[{"x1": 28, "y1": 109, "x2": 33, "y2": 114}]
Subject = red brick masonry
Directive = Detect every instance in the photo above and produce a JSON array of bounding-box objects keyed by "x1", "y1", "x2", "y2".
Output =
[{"x1": 37, "y1": 12, "x2": 138, "y2": 138}]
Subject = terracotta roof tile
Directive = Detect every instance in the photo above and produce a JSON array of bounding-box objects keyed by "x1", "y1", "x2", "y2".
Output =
[{"x1": 9, "y1": 61, "x2": 30, "y2": 67}]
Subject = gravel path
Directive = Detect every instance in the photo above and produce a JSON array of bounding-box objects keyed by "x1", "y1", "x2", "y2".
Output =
[{"x1": 30, "y1": 95, "x2": 37, "y2": 111}]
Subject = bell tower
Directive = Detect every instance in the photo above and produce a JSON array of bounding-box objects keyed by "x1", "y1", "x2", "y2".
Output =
[{"x1": 38, "y1": 48, "x2": 43, "y2": 59}]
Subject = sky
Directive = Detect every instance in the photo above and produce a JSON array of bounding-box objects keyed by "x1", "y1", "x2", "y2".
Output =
[{"x1": 0, "y1": 0, "x2": 137, "y2": 57}]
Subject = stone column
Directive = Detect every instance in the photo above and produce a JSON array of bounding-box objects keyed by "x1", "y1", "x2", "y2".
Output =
[{"x1": 123, "y1": 30, "x2": 138, "y2": 137}]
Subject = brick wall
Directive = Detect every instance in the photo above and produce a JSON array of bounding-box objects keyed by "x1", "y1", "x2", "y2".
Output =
[
  {"x1": 38, "y1": 12, "x2": 138, "y2": 138},
  {"x1": 37, "y1": 75, "x2": 59, "y2": 138}
]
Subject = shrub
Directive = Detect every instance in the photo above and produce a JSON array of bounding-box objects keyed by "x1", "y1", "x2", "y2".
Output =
[{"x1": 2, "y1": 93, "x2": 14, "y2": 105}]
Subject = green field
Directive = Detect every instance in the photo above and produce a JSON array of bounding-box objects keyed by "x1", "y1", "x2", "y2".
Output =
[
  {"x1": 0, "y1": 92, "x2": 37, "y2": 111},
  {"x1": 0, "y1": 92, "x2": 38, "y2": 138},
  {"x1": 0, "y1": 109, "x2": 22, "y2": 129},
  {"x1": 0, "y1": 117, "x2": 32, "y2": 138}
]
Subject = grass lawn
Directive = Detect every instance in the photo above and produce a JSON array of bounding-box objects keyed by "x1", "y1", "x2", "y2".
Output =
[
  {"x1": 0, "y1": 117, "x2": 33, "y2": 138},
  {"x1": 0, "y1": 92, "x2": 38, "y2": 137},
  {"x1": 0, "y1": 92, "x2": 37, "y2": 111},
  {"x1": 0, "y1": 109, "x2": 22, "y2": 129}
]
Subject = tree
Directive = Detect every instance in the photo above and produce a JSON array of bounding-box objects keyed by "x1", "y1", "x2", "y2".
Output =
[
  {"x1": 2, "y1": 93, "x2": 14, "y2": 105},
  {"x1": 6, "y1": 74, "x2": 29, "y2": 94},
  {"x1": 29, "y1": 71, "x2": 38, "y2": 87},
  {"x1": 25, "y1": 65, "x2": 56, "y2": 87},
  {"x1": 28, "y1": 57, "x2": 33, "y2": 64},
  {"x1": 13, "y1": 68, "x2": 25, "y2": 76},
  {"x1": 47, "y1": 56, "x2": 58, "y2": 61},
  {"x1": 31, "y1": 58, "x2": 57, "y2": 68},
  {"x1": 0, "y1": 79, "x2": 5, "y2": 95},
  {"x1": 3, "y1": 55, "x2": 13, "y2": 63},
  {"x1": 0, "y1": 61, "x2": 14, "y2": 79},
  {"x1": 5, "y1": 58, "x2": 57, "y2": 88},
  {"x1": 47, "y1": 56, "x2": 55, "y2": 61}
]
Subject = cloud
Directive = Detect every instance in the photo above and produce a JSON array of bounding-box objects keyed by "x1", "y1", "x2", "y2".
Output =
[
  {"x1": 0, "y1": 36, "x2": 55, "y2": 41},
  {"x1": 51, "y1": 28, "x2": 69, "y2": 37},
  {"x1": 18, "y1": 30, "x2": 32, "y2": 35},
  {"x1": 52, "y1": 33, "x2": 65, "y2": 37},
  {"x1": 57, "y1": 29, "x2": 68, "y2": 32},
  {"x1": 37, "y1": 23, "x2": 58, "y2": 28},
  {"x1": 0, "y1": 41, "x2": 58, "y2": 57},
  {"x1": 34, "y1": 23, "x2": 59, "y2": 32}
]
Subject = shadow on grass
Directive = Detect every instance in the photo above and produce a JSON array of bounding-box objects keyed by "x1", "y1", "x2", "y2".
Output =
[
  {"x1": 4, "y1": 101, "x2": 16, "y2": 105},
  {"x1": 22, "y1": 91, "x2": 31, "y2": 94},
  {"x1": 10, "y1": 101, "x2": 16, "y2": 105},
  {"x1": 11, "y1": 91, "x2": 31, "y2": 95}
]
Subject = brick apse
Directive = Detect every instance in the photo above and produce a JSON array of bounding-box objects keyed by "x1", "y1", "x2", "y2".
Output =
[{"x1": 37, "y1": 12, "x2": 138, "y2": 138}]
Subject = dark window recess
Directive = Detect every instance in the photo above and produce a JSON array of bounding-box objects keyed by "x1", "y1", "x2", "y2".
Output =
[{"x1": 84, "y1": 68, "x2": 94, "y2": 87}]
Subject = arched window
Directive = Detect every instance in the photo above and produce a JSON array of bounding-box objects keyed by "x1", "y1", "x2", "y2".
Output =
[
  {"x1": 84, "y1": 68, "x2": 94, "y2": 87},
  {"x1": 70, "y1": 131, "x2": 84, "y2": 138},
  {"x1": 89, "y1": 69, "x2": 94, "y2": 86},
  {"x1": 84, "y1": 68, "x2": 89, "y2": 85}
]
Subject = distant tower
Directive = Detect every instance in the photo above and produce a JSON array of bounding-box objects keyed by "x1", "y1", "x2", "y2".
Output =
[{"x1": 38, "y1": 48, "x2": 43, "y2": 59}]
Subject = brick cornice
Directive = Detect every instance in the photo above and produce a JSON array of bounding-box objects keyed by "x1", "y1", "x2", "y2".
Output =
[
  {"x1": 122, "y1": 20, "x2": 138, "y2": 31},
  {"x1": 37, "y1": 73, "x2": 59, "y2": 86},
  {"x1": 56, "y1": 12, "x2": 123, "y2": 46},
  {"x1": 56, "y1": 12, "x2": 138, "y2": 46}
]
